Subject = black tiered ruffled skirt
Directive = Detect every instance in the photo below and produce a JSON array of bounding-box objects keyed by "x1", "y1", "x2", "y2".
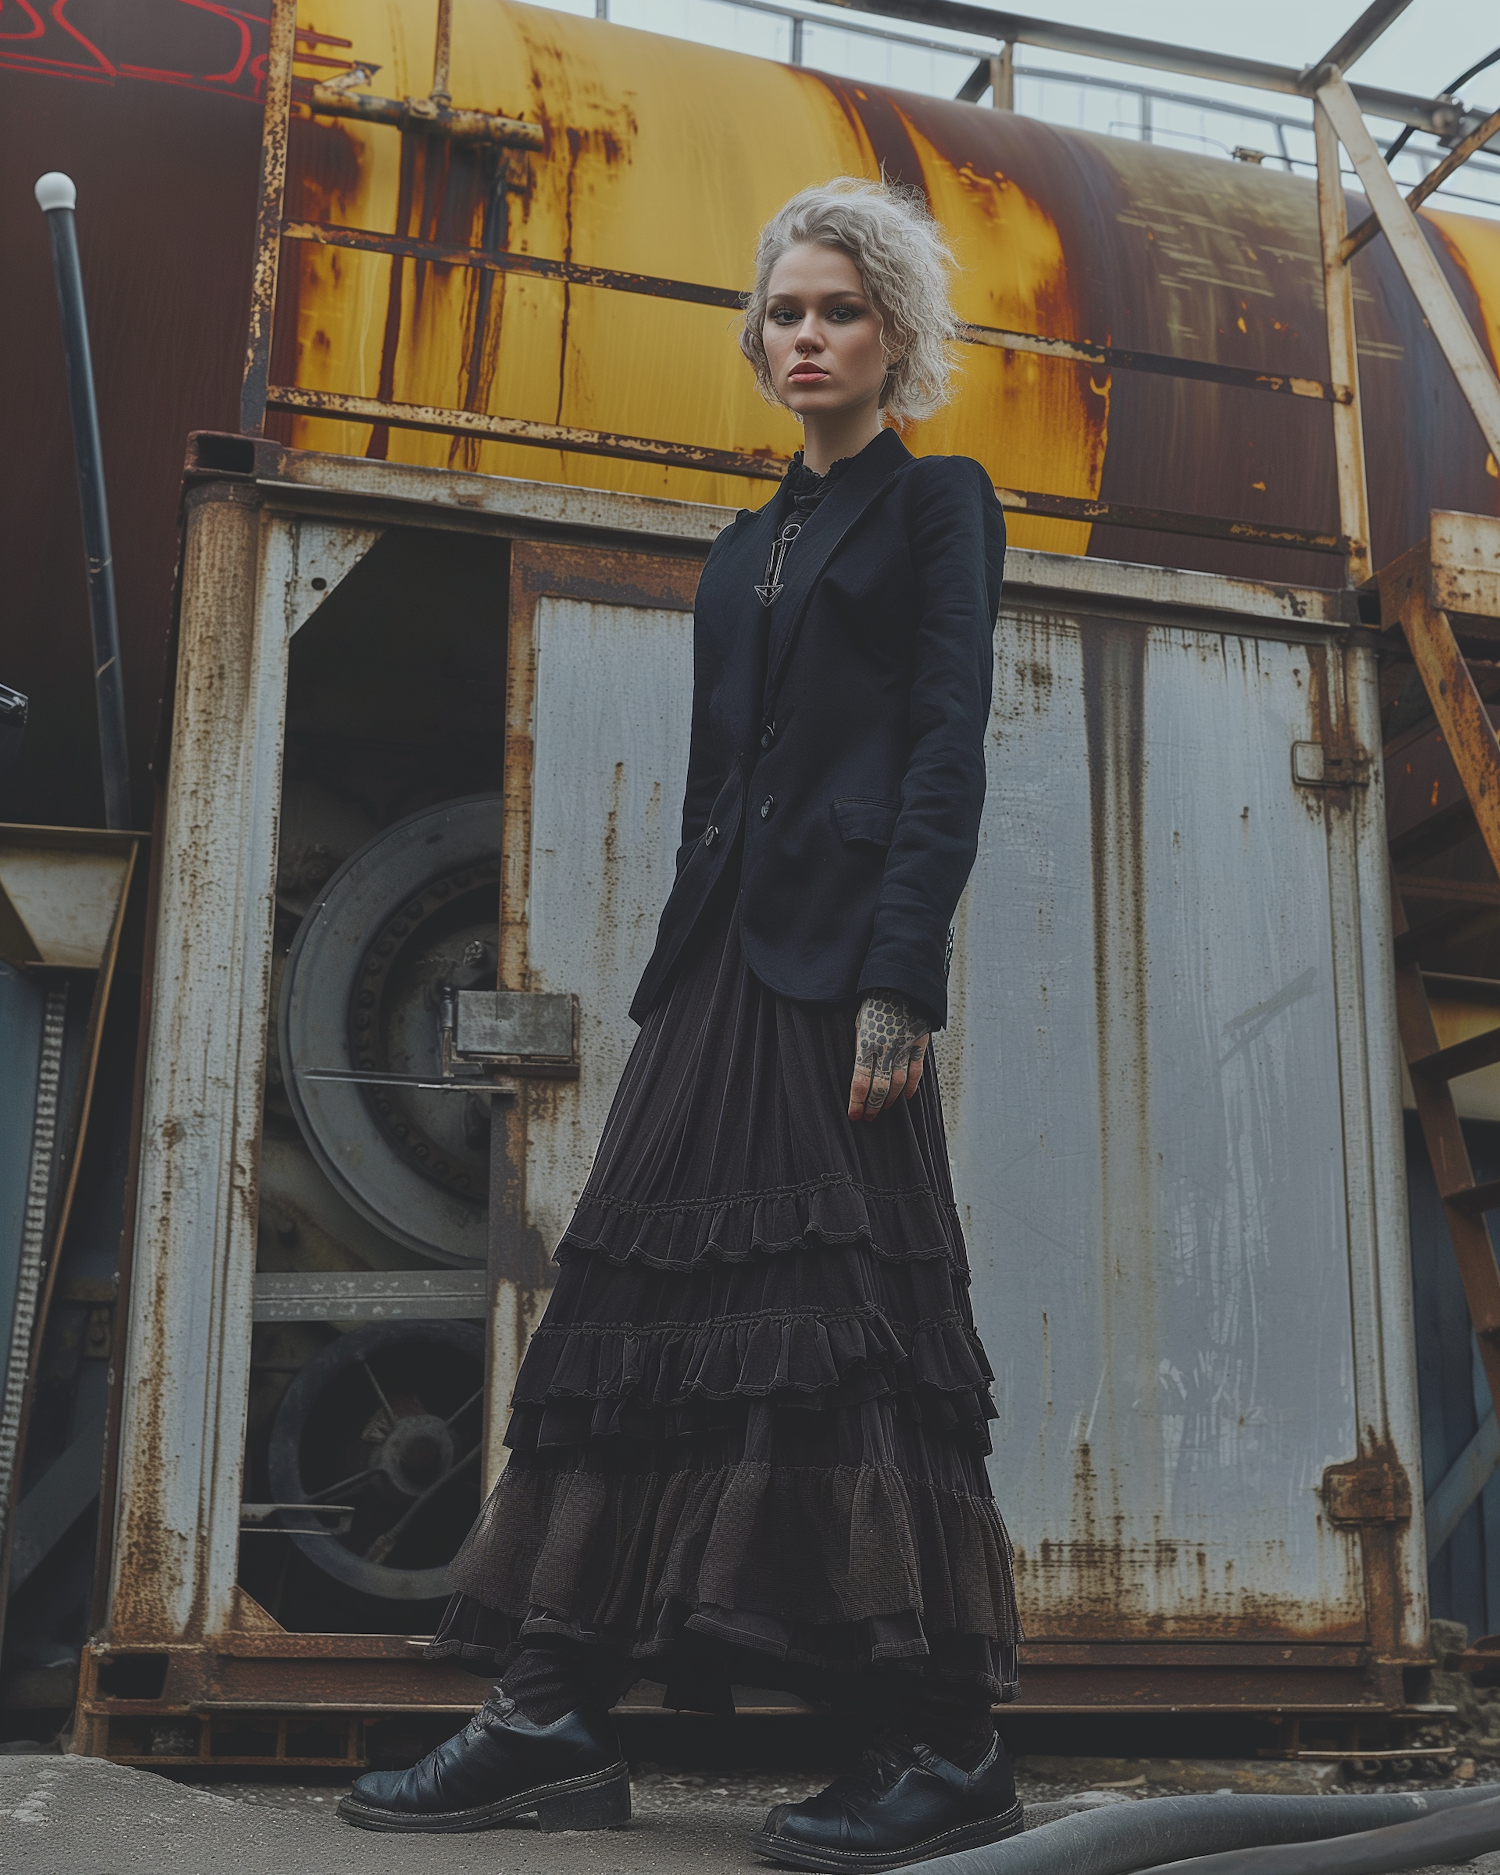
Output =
[{"x1": 428, "y1": 895, "x2": 1020, "y2": 1704}]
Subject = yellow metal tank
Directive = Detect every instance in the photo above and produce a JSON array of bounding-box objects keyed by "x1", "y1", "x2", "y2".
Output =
[{"x1": 277, "y1": 1, "x2": 1500, "y2": 577}]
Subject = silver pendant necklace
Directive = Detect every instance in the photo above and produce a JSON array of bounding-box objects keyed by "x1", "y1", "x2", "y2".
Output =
[{"x1": 756, "y1": 521, "x2": 802, "y2": 607}]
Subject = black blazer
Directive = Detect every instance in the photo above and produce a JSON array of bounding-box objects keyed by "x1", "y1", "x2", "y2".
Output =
[{"x1": 630, "y1": 427, "x2": 1005, "y2": 1029}]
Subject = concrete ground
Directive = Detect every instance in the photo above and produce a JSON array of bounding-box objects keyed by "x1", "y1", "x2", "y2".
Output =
[{"x1": 5, "y1": 1753, "x2": 1500, "y2": 1875}]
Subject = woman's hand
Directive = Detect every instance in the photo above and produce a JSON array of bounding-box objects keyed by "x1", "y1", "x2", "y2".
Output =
[{"x1": 848, "y1": 992, "x2": 930, "y2": 1123}]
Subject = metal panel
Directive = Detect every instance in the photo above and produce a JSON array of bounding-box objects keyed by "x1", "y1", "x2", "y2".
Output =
[
  {"x1": 943, "y1": 610, "x2": 1403, "y2": 1640},
  {"x1": 521, "y1": 595, "x2": 693, "y2": 1254}
]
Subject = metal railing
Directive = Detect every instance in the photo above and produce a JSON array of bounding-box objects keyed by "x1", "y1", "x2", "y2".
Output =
[{"x1": 592, "y1": 0, "x2": 1499, "y2": 209}]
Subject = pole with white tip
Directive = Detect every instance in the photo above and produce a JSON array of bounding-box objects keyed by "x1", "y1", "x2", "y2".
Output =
[{"x1": 34, "y1": 171, "x2": 130, "y2": 831}]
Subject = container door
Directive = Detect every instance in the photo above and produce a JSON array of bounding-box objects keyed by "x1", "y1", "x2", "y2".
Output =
[
  {"x1": 486, "y1": 541, "x2": 701, "y2": 1473},
  {"x1": 944, "y1": 613, "x2": 1392, "y2": 1646}
]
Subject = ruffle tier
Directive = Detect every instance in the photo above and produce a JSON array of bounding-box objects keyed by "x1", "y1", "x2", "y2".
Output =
[
  {"x1": 430, "y1": 1587, "x2": 1016, "y2": 1703},
  {"x1": 558, "y1": 1175, "x2": 965, "y2": 1271},
  {"x1": 438, "y1": 1438, "x2": 1020, "y2": 1700},
  {"x1": 511, "y1": 1238, "x2": 997, "y2": 1449},
  {"x1": 510, "y1": 1306, "x2": 996, "y2": 1450}
]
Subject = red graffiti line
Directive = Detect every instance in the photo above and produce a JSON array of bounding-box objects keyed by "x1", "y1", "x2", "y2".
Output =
[
  {"x1": 47, "y1": 0, "x2": 115, "y2": 76},
  {"x1": 0, "y1": 0, "x2": 46, "y2": 43},
  {"x1": 0, "y1": 47, "x2": 111, "y2": 79},
  {"x1": 119, "y1": 0, "x2": 255, "y2": 87}
]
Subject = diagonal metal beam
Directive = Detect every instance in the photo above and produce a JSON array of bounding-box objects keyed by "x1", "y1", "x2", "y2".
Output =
[
  {"x1": 8, "y1": 1406, "x2": 106, "y2": 1592},
  {"x1": 955, "y1": 57, "x2": 990, "y2": 102},
  {"x1": 1426, "y1": 1408, "x2": 1500, "y2": 1561},
  {"x1": 1311, "y1": 0, "x2": 1414, "y2": 79},
  {"x1": 1342, "y1": 105, "x2": 1500, "y2": 263},
  {"x1": 1318, "y1": 72, "x2": 1500, "y2": 461}
]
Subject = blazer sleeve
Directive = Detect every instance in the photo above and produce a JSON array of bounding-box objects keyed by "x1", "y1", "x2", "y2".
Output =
[{"x1": 856, "y1": 456, "x2": 1004, "y2": 1026}]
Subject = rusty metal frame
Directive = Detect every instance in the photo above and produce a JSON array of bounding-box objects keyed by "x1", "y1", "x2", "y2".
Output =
[
  {"x1": 1313, "y1": 53, "x2": 1500, "y2": 1549},
  {"x1": 1342, "y1": 105, "x2": 1500, "y2": 265},
  {"x1": 1314, "y1": 99, "x2": 1373, "y2": 588},
  {"x1": 240, "y1": 0, "x2": 297, "y2": 436},
  {"x1": 267, "y1": 384, "x2": 1350, "y2": 553},
  {"x1": 105, "y1": 490, "x2": 383, "y2": 1651},
  {"x1": 1316, "y1": 72, "x2": 1500, "y2": 466}
]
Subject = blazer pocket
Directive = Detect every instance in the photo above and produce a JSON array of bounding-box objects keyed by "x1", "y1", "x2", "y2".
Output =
[{"x1": 833, "y1": 796, "x2": 901, "y2": 847}]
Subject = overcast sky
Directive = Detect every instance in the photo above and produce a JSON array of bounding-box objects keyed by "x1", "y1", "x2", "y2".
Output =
[
  {"x1": 582, "y1": 0, "x2": 1498, "y2": 117},
  {"x1": 1000, "y1": 0, "x2": 1495, "y2": 102}
]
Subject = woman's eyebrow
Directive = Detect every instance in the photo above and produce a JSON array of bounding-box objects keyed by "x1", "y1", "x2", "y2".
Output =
[{"x1": 767, "y1": 291, "x2": 867, "y2": 307}]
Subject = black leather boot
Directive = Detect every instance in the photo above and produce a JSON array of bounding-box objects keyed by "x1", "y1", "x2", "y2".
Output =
[
  {"x1": 756, "y1": 1731, "x2": 1022, "y2": 1871},
  {"x1": 337, "y1": 1689, "x2": 630, "y2": 1834}
]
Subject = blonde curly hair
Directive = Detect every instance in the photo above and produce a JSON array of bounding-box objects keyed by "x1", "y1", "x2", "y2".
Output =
[{"x1": 739, "y1": 178, "x2": 959, "y2": 425}]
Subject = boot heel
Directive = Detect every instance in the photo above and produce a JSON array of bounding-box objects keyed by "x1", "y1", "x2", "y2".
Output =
[{"x1": 536, "y1": 1768, "x2": 631, "y2": 1832}]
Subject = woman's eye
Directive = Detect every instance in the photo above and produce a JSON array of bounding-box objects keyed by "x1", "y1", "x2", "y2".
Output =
[
  {"x1": 828, "y1": 305, "x2": 861, "y2": 322},
  {"x1": 769, "y1": 308, "x2": 799, "y2": 324}
]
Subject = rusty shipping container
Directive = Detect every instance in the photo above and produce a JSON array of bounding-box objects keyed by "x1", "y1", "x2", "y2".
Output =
[
  {"x1": 1, "y1": 0, "x2": 1498, "y2": 1761},
  {"x1": 68, "y1": 447, "x2": 1424, "y2": 1758}
]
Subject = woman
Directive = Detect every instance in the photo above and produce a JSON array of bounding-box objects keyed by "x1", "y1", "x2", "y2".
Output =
[{"x1": 339, "y1": 178, "x2": 1018, "y2": 1873}]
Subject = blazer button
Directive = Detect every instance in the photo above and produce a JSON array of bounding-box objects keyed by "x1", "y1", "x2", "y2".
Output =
[
  {"x1": 760, "y1": 796, "x2": 775, "y2": 820},
  {"x1": 703, "y1": 825, "x2": 719, "y2": 848},
  {"x1": 760, "y1": 723, "x2": 776, "y2": 750}
]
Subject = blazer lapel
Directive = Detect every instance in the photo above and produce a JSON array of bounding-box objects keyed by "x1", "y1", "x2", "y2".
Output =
[{"x1": 762, "y1": 429, "x2": 912, "y2": 711}]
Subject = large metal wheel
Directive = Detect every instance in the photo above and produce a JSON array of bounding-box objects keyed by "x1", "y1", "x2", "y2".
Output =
[
  {"x1": 266, "y1": 1321, "x2": 485, "y2": 1601},
  {"x1": 279, "y1": 796, "x2": 500, "y2": 1264}
]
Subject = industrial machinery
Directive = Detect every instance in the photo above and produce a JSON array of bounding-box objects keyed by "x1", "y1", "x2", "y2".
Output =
[{"x1": 4, "y1": 0, "x2": 1500, "y2": 1767}]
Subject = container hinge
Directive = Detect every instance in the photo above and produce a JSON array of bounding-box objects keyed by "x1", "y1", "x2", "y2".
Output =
[
  {"x1": 1321, "y1": 1455, "x2": 1412, "y2": 1526},
  {"x1": 1292, "y1": 740, "x2": 1372, "y2": 789}
]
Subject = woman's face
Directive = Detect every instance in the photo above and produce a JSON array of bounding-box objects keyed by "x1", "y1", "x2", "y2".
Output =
[{"x1": 762, "y1": 243, "x2": 890, "y2": 421}]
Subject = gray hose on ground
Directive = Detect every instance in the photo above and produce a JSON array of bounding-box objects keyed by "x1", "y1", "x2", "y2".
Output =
[
  {"x1": 901, "y1": 1786, "x2": 1500, "y2": 1875},
  {"x1": 1132, "y1": 1789, "x2": 1500, "y2": 1873}
]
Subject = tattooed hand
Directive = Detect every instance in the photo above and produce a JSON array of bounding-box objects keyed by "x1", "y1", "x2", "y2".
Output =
[{"x1": 848, "y1": 992, "x2": 930, "y2": 1123}]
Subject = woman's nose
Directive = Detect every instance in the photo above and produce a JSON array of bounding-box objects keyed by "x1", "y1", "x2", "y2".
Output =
[{"x1": 795, "y1": 324, "x2": 822, "y2": 352}]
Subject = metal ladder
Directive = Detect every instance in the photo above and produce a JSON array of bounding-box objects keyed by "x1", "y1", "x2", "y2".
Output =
[{"x1": 1382, "y1": 515, "x2": 1500, "y2": 1558}]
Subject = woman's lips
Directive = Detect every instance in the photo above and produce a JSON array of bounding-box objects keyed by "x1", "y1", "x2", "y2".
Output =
[{"x1": 789, "y1": 367, "x2": 829, "y2": 383}]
